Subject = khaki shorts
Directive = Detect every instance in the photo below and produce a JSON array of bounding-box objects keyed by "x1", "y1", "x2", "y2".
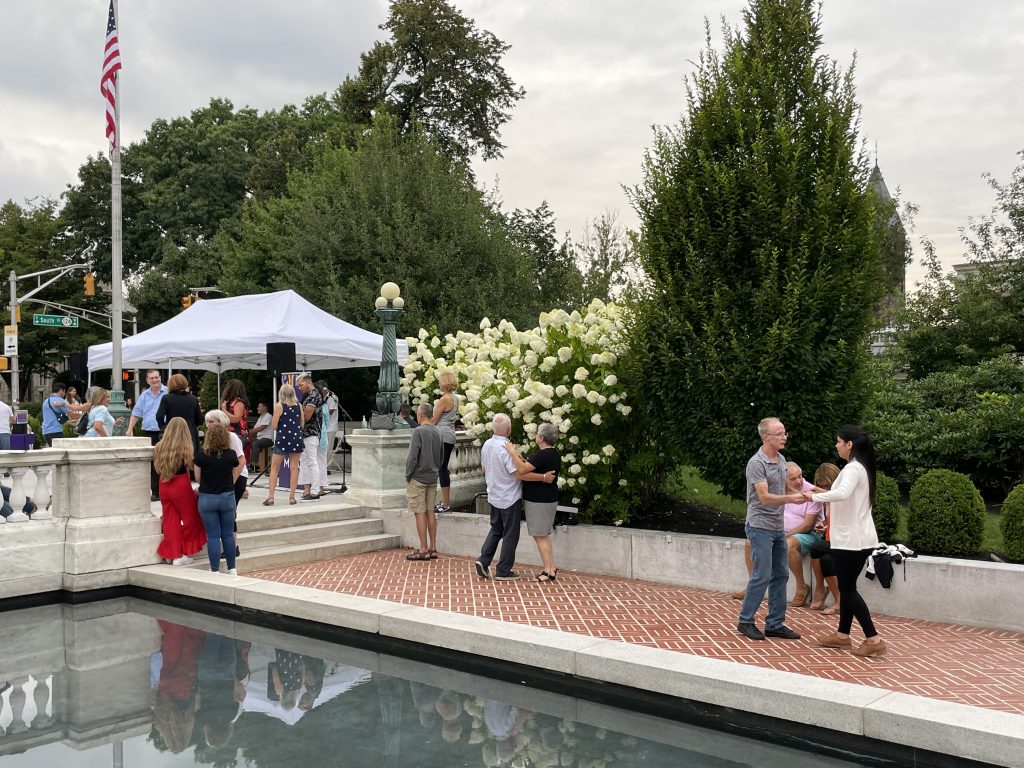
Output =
[{"x1": 407, "y1": 479, "x2": 437, "y2": 515}]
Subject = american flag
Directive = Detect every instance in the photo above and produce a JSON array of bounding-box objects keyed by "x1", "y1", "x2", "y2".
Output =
[{"x1": 100, "y1": 0, "x2": 122, "y2": 154}]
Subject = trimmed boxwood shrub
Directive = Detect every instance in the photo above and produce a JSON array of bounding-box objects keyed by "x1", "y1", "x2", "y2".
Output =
[
  {"x1": 1000, "y1": 485, "x2": 1024, "y2": 562},
  {"x1": 907, "y1": 469, "x2": 985, "y2": 556},
  {"x1": 873, "y1": 471, "x2": 901, "y2": 543}
]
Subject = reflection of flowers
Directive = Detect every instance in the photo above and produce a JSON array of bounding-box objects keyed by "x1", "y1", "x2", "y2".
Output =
[{"x1": 401, "y1": 300, "x2": 630, "y2": 517}]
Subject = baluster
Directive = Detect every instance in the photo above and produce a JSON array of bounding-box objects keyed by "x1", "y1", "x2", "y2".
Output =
[
  {"x1": 30, "y1": 465, "x2": 53, "y2": 520},
  {"x1": 6, "y1": 679, "x2": 28, "y2": 734},
  {"x1": 6, "y1": 467, "x2": 30, "y2": 522},
  {"x1": 30, "y1": 675, "x2": 53, "y2": 729},
  {"x1": 0, "y1": 681, "x2": 11, "y2": 733}
]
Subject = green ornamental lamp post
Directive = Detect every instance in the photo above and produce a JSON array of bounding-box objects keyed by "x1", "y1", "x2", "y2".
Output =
[{"x1": 371, "y1": 281, "x2": 404, "y2": 429}]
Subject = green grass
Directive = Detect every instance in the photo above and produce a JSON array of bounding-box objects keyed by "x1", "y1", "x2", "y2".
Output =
[{"x1": 664, "y1": 465, "x2": 747, "y2": 519}]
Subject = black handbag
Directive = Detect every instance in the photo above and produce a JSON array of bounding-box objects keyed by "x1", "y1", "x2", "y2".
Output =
[
  {"x1": 48, "y1": 397, "x2": 70, "y2": 425},
  {"x1": 76, "y1": 409, "x2": 91, "y2": 435}
]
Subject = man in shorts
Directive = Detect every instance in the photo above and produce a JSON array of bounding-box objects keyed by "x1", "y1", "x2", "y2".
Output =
[
  {"x1": 783, "y1": 462, "x2": 825, "y2": 606},
  {"x1": 404, "y1": 403, "x2": 443, "y2": 561}
]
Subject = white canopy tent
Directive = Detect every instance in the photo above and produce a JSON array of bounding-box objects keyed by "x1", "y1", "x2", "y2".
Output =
[{"x1": 88, "y1": 289, "x2": 408, "y2": 376}]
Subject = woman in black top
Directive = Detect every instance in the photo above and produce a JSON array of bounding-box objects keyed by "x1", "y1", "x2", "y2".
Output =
[
  {"x1": 157, "y1": 374, "x2": 204, "y2": 454},
  {"x1": 193, "y1": 423, "x2": 241, "y2": 574},
  {"x1": 504, "y1": 422, "x2": 561, "y2": 582}
]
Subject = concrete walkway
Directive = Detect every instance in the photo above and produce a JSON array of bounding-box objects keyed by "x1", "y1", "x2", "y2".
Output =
[{"x1": 250, "y1": 547, "x2": 1024, "y2": 717}]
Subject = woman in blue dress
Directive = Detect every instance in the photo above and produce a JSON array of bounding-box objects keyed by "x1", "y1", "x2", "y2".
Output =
[{"x1": 264, "y1": 383, "x2": 305, "y2": 506}]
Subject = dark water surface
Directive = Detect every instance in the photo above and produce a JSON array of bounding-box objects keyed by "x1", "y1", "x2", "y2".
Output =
[{"x1": 0, "y1": 599, "x2": 867, "y2": 767}]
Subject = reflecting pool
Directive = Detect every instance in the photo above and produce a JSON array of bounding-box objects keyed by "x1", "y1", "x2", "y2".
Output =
[{"x1": 0, "y1": 599, "x2": 866, "y2": 767}]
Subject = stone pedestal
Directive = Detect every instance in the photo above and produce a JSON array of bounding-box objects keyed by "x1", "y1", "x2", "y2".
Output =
[{"x1": 54, "y1": 437, "x2": 162, "y2": 585}]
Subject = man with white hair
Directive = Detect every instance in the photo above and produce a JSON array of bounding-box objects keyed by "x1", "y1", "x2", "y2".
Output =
[{"x1": 475, "y1": 413, "x2": 523, "y2": 580}]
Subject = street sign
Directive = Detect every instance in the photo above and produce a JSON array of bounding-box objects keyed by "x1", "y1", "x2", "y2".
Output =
[
  {"x1": 33, "y1": 314, "x2": 79, "y2": 328},
  {"x1": 3, "y1": 333, "x2": 16, "y2": 356}
]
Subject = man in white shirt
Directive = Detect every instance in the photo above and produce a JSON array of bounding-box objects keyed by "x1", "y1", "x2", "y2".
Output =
[
  {"x1": 251, "y1": 401, "x2": 274, "y2": 471},
  {"x1": 0, "y1": 397, "x2": 13, "y2": 451},
  {"x1": 318, "y1": 380, "x2": 339, "y2": 462},
  {"x1": 475, "y1": 413, "x2": 523, "y2": 580}
]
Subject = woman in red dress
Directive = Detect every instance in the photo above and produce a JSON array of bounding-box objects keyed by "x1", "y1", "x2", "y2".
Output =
[{"x1": 153, "y1": 417, "x2": 207, "y2": 565}]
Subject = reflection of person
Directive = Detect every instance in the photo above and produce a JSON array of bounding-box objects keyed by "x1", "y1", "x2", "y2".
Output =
[
  {"x1": 808, "y1": 426, "x2": 886, "y2": 657},
  {"x1": 270, "y1": 650, "x2": 305, "y2": 711},
  {"x1": 153, "y1": 620, "x2": 207, "y2": 754},
  {"x1": 737, "y1": 417, "x2": 804, "y2": 642},
  {"x1": 83, "y1": 387, "x2": 125, "y2": 437},
  {"x1": 405, "y1": 403, "x2": 443, "y2": 561},
  {"x1": 193, "y1": 422, "x2": 241, "y2": 574},
  {"x1": 429, "y1": 371, "x2": 460, "y2": 513},
  {"x1": 503, "y1": 423, "x2": 560, "y2": 582},
  {"x1": 298, "y1": 656, "x2": 325, "y2": 711},
  {"x1": 153, "y1": 417, "x2": 206, "y2": 565},
  {"x1": 156, "y1": 374, "x2": 203, "y2": 455},
  {"x1": 196, "y1": 632, "x2": 245, "y2": 748},
  {"x1": 265, "y1": 384, "x2": 304, "y2": 506},
  {"x1": 475, "y1": 414, "x2": 523, "y2": 581}
]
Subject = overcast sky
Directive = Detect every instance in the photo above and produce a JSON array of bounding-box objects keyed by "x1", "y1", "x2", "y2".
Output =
[{"x1": 1, "y1": 1, "x2": 1022, "y2": 286}]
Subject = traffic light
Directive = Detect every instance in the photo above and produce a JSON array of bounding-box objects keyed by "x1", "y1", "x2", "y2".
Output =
[
  {"x1": 122, "y1": 370, "x2": 135, "y2": 383},
  {"x1": 181, "y1": 295, "x2": 192, "y2": 309},
  {"x1": 83, "y1": 273, "x2": 95, "y2": 297},
  {"x1": 0, "y1": 356, "x2": 7, "y2": 371}
]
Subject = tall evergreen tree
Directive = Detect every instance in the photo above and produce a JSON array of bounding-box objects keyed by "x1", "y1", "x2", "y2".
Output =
[{"x1": 630, "y1": 0, "x2": 883, "y2": 496}]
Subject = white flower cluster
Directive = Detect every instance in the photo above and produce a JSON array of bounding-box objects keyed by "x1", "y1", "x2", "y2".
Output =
[{"x1": 401, "y1": 300, "x2": 631, "y2": 500}]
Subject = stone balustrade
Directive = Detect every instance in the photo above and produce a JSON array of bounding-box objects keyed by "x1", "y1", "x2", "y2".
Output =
[{"x1": 0, "y1": 439, "x2": 162, "y2": 599}]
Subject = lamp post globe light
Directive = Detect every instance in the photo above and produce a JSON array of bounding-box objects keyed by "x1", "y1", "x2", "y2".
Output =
[{"x1": 371, "y1": 282, "x2": 404, "y2": 428}]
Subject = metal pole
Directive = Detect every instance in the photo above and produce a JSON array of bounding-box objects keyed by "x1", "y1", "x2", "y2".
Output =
[
  {"x1": 108, "y1": 0, "x2": 127, "y2": 432},
  {"x1": 7, "y1": 270, "x2": 17, "y2": 407}
]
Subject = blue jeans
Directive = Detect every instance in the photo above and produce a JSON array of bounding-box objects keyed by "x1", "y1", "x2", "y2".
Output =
[
  {"x1": 739, "y1": 524, "x2": 789, "y2": 629},
  {"x1": 198, "y1": 491, "x2": 236, "y2": 571}
]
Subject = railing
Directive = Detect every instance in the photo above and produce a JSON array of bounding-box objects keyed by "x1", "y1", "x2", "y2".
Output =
[
  {"x1": 0, "y1": 675, "x2": 55, "y2": 736},
  {"x1": 1, "y1": 464, "x2": 54, "y2": 523},
  {"x1": 448, "y1": 433, "x2": 482, "y2": 480}
]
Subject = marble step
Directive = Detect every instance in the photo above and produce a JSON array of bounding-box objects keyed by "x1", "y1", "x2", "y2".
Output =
[
  {"x1": 237, "y1": 518, "x2": 384, "y2": 548},
  {"x1": 235, "y1": 503, "x2": 368, "y2": 532},
  {"x1": 230, "y1": 533, "x2": 401, "y2": 574}
]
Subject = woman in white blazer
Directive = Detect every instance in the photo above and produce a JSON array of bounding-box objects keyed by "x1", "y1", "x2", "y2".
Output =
[{"x1": 806, "y1": 425, "x2": 887, "y2": 657}]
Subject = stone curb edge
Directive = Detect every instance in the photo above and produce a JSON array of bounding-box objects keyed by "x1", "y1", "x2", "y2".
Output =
[{"x1": 127, "y1": 565, "x2": 1024, "y2": 768}]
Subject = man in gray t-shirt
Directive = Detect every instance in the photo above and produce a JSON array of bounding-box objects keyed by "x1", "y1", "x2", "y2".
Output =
[
  {"x1": 405, "y1": 403, "x2": 444, "y2": 561},
  {"x1": 737, "y1": 417, "x2": 804, "y2": 642}
]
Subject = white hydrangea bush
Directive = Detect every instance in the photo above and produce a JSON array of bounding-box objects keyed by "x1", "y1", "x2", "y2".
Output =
[{"x1": 400, "y1": 300, "x2": 632, "y2": 510}]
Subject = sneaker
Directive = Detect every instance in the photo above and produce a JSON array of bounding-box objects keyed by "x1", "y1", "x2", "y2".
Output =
[
  {"x1": 434, "y1": 504, "x2": 445, "y2": 514},
  {"x1": 851, "y1": 639, "x2": 887, "y2": 657},
  {"x1": 764, "y1": 624, "x2": 801, "y2": 640},
  {"x1": 736, "y1": 622, "x2": 765, "y2": 641},
  {"x1": 816, "y1": 632, "x2": 853, "y2": 649},
  {"x1": 151, "y1": 494, "x2": 160, "y2": 502},
  {"x1": 171, "y1": 555, "x2": 194, "y2": 566},
  {"x1": 494, "y1": 571, "x2": 521, "y2": 581},
  {"x1": 474, "y1": 560, "x2": 490, "y2": 579},
  {"x1": 300, "y1": 493, "x2": 320, "y2": 502},
  {"x1": 227, "y1": 568, "x2": 238, "y2": 576}
]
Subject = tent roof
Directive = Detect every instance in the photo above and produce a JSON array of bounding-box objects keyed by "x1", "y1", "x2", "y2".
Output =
[{"x1": 87, "y1": 289, "x2": 408, "y2": 372}]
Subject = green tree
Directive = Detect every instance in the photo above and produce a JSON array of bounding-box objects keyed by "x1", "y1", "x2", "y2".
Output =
[
  {"x1": 630, "y1": 0, "x2": 884, "y2": 496},
  {"x1": 216, "y1": 115, "x2": 539, "y2": 336},
  {"x1": 338, "y1": 0, "x2": 525, "y2": 164},
  {"x1": 1, "y1": 200, "x2": 108, "y2": 397},
  {"x1": 575, "y1": 210, "x2": 637, "y2": 302},
  {"x1": 507, "y1": 202, "x2": 585, "y2": 309}
]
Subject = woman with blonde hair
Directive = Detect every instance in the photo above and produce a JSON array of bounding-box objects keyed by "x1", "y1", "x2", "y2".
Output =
[
  {"x1": 429, "y1": 370, "x2": 460, "y2": 514},
  {"x1": 83, "y1": 387, "x2": 124, "y2": 437},
  {"x1": 193, "y1": 422, "x2": 241, "y2": 574},
  {"x1": 265, "y1": 383, "x2": 305, "y2": 506},
  {"x1": 153, "y1": 417, "x2": 206, "y2": 565}
]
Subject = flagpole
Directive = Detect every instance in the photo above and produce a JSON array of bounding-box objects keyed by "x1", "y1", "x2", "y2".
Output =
[{"x1": 109, "y1": 0, "x2": 126, "y2": 432}]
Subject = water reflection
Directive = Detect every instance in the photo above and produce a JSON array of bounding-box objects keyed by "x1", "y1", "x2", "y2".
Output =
[{"x1": 0, "y1": 601, "x2": 862, "y2": 768}]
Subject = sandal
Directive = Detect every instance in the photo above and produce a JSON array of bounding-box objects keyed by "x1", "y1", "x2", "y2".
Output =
[
  {"x1": 427, "y1": 549, "x2": 438, "y2": 560},
  {"x1": 242, "y1": 489, "x2": 249, "y2": 500},
  {"x1": 535, "y1": 571, "x2": 556, "y2": 582},
  {"x1": 263, "y1": 499, "x2": 275, "y2": 506},
  {"x1": 809, "y1": 588, "x2": 829, "y2": 610},
  {"x1": 822, "y1": 603, "x2": 840, "y2": 616},
  {"x1": 788, "y1": 589, "x2": 809, "y2": 607},
  {"x1": 289, "y1": 498, "x2": 297, "y2": 505},
  {"x1": 405, "y1": 550, "x2": 431, "y2": 561}
]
